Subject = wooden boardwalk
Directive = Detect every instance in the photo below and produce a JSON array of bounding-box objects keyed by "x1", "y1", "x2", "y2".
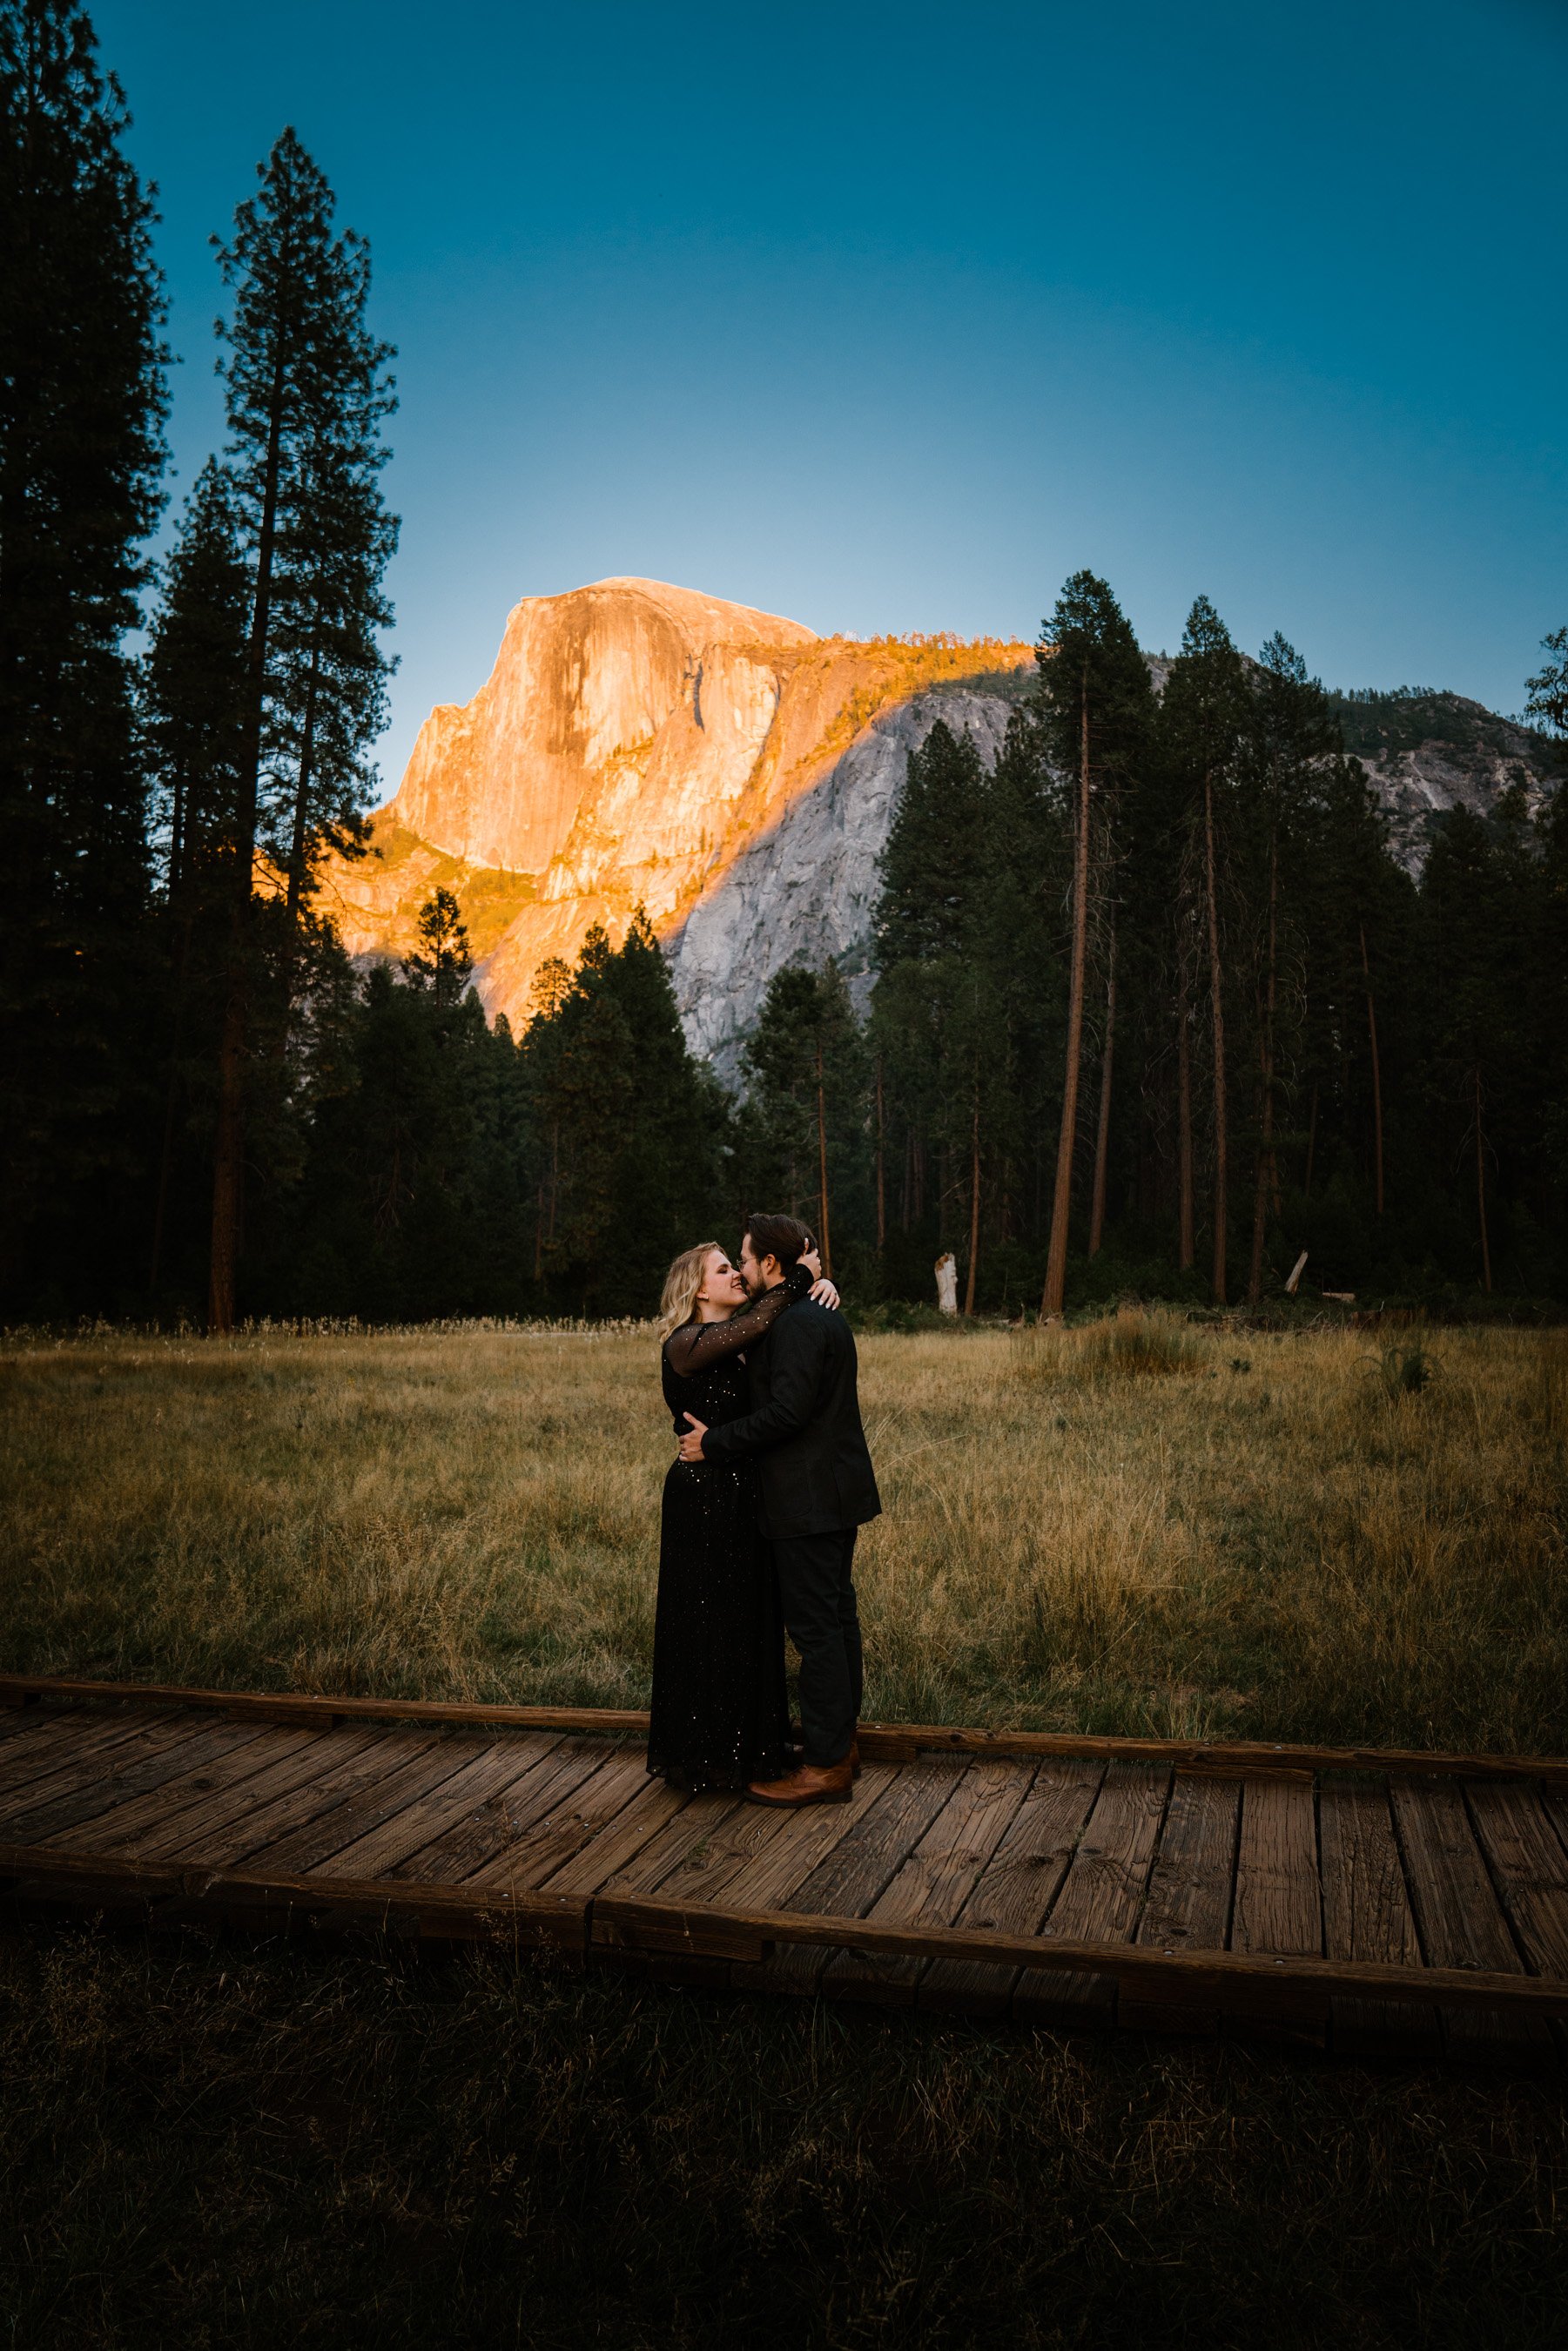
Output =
[{"x1": 3, "y1": 1675, "x2": 1567, "y2": 2065}]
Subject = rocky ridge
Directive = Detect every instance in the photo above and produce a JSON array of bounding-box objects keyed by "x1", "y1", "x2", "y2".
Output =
[
  {"x1": 318, "y1": 576, "x2": 1035, "y2": 1078},
  {"x1": 319, "y1": 577, "x2": 1560, "y2": 1080}
]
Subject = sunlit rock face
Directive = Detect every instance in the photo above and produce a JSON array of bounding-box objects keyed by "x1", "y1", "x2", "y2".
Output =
[{"x1": 319, "y1": 576, "x2": 1036, "y2": 1076}]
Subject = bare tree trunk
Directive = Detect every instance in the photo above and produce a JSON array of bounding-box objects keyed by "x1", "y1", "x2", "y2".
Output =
[
  {"x1": 1248, "y1": 822, "x2": 1280, "y2": 1303},
  {"x1": 1359, "y1": 922, "x2": 1385, "y2": 1217},
  {"x1": 875, "y1": 1053, "x2": 885, "y2": 1254},
  {"x1": 815, "y1": 1037, "x2": 832, "y2": 1275},
  {"x1": 149, "y1": 916, "x2": 194, "y2": 1300},
  {"x1": 210, "y1": 341, "x2": 288, "y2": 1333},
  {"x1": 1202, "y1": 767, "x2": 1228, "y2": 1305},
  {"x1": 1088, "y1": 913, "x2": 1116, "y2": 1256},
  {"x1": 1041, "y1": 668, "x2": 1092, "y2": 1316},
  {"x1": 1474, "y1": 1065, "x2": 1492, "y2": 1292},
  {"x1": 1176, "y1": 964, "x2": 1195, "y2": 1270},
  {"x1": 963, "y1": 1081, "x2": 980, "y2": 1316}
]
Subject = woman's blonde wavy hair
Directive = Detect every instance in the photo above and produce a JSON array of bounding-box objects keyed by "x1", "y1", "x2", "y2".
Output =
[{"x1": 656, "y1": 1241, "x2": 726, "y2": 1340}]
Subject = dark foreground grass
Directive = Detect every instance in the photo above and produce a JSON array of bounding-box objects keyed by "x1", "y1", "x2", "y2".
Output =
[{"x1": 3, "y1": 1923, "x2": 1566, "y2": 2351}]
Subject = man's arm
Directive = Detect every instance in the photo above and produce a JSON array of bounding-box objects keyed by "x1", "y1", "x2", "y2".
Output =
[{"x1": 693, "y1": 1310, "x2": 828, "y2": 1461}]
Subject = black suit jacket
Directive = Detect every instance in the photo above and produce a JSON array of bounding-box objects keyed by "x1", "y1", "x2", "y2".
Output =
[{"x1": 701, "y1": 1293, "x2": 881, "y2": 1539}]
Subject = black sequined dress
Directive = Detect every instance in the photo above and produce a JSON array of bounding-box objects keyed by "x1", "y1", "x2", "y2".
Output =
[{"x1": 647, "y1": 1270, "x2": 810, "y2": 1789}]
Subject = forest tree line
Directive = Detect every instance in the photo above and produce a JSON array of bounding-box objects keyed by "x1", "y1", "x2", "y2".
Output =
[{"x1": 3, "y1": 0, "x2": 1566, "y2": 1328}]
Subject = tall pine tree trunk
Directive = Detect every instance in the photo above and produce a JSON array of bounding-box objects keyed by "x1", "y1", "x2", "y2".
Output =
[
  {"x1": 875, "y1": 1053, "x2": 885, "y2": 1253},
  {"x1": 1202, "y1": 767, "x2": 1228, "y2": 1304},
  {"x1": 1041, "y1": 669, "x2": 1091, "y2": 1316},
  {"x1": 209, "y1": 345, "x2": 287, "y2": 1332},
  {"x1": 963, "y1": 1080, "x2": 980, "y2": 1316},
  {"x1": 148, "y1": 914, "x2": 194, "y2": 1299},
  {"x1": 1248, "y1": 822, "x2": 1280, "y2": 1303},
  {"x1": 815, "y1": 1035, "x2": 832, "y2": 1275},
  {"x1": 1474, "y1": 1064, "x2": 1493, "y2": 1292},
  {"x1": 1176, "y1": 962, "x2": 1195, "y2": 1270},
  {"x1": 1359, "y1": 923, "x2": 1385, "y2": 1217},
  {"x1": 1088, "y1": 912, "x2": 1116, "y2": 1256}
]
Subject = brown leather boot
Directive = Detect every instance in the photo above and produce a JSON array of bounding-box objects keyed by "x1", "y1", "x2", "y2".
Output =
[{"x1": 746, "y1": 1760, "x2": 853, "y2": 1807}]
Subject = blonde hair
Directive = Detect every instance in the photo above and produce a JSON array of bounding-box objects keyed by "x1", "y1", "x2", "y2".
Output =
[{"x1": 657, "y1": 1241, "x2": 725, "y2": 1340}]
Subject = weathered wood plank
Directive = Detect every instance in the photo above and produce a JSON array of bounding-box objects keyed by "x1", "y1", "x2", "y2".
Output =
[
  {"x1": 584, "y1": 1790, "x2": 751, "y2": 1898},
  {"x1": 108, "y1": 1728, "x2": 378, "y2": 1860},
  {"x1": 44, "y1": 1725, "x2": 325, "y2": 1855},
  {"x1": 920, "y1": 1758, "x2": 1103, "y2": 2016},
  {"x1": 170, "y1": 1727, "x2": 458, "y2": 1870},
  {"x1": 0, "y1": 1708, "x2": 152, "y2": 1793},
  {"x1": 0, "y1": 1673, "x2": 647, "y2": 1739},
  {"x1": 235, "y1": 1734, "x2": 488, "y2": 1878},
  {"x1": 458, "y1": 1748, "x2": 655, "y2": 1891},
  {"x1": 1014, "y1": 1761, "x2": 1169, "y2": 2027},
  {"x1": 1229, "y1": 1775, "x2": 1323, "y2": 2044},
  {"x1": 1390, "y1": 1777, "x2": 1549, "y2": 2061},
  {"x1": 0, "y1": 1717, "x2": 271, "y2": 1848},
  {"x1": 1319, "y1": 1779, "x2": 1437, "y2": 2058},
  {"x1": 731, "y1": 1761, "x2": 967, "y2": 1996},
  {"x1": 389, "y1": 1738, "x2": 609, "y2": 1885},
  {"x1": 536, "y1": 1774, "x2": 694, "y2": 1897},
  {"x1": 589, "y1": 1894, "x2": 1568, "y2": 2018},
  {"x1": 0, "y1": 1840, "x2": 585, "y2": 1948},
  {"x1": 0, "y1": 1708, "x2": 199, "y2": 1806},
  {"x1": 823, "y1": 1760, "x2": 1036, "y2": 2004},
  {"x1": 1233, "y1": 1776, "x2": 1321, "y2": 1953},
  {"x1": 686, "y1": 1766, "x2": 900, "y2": 1915},
  {"x1": 1121, "y1": 1774, "x2": 1242, "y2": 2037},
  {"x1": 8, "y1": 1674, "x2": 1567, "y2": 1784},
  {"x1": 1465, "y1": 1782, "x2": 1568, "y2": 1978},
  {"x1": 307, "y1": 1734, "x2": 567, "y2": 1880}
]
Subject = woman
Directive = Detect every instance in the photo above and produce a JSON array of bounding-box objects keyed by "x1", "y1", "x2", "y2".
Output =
[{"x1": 648, "y1": 1239, "x2": 837, "y2": 1790}]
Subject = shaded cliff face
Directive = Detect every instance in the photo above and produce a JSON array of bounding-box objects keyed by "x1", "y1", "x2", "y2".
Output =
[
  {"x1": 1327, "y1": 688, "x2": 1560, "y2": 871},
  {"x1": 319, "y1": 576, "x2": 1035, "y2": 1068}
]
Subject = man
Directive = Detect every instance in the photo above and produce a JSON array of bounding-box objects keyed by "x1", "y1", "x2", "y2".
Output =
[{"x1": 677, "y1": 1210, "x2": 880, "y2": 1807}]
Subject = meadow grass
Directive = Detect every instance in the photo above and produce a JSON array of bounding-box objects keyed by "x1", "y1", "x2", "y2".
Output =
[
  {"x1": 3, "y1": 1316, "x2": 1568, "y2": 2348},
  {"x1": 3, "y1": 1315, "x2": 1565, "y2": 1750}
]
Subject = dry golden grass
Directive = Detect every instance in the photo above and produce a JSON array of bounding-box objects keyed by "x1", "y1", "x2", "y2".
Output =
[{"x1": 3, "y1": 1315, "x2": 1564, "y2": 1751}]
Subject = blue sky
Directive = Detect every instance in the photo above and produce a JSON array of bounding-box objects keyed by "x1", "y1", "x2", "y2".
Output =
[{"x1": 98, "y1": 0, "x2": 1568, "y2": 793}]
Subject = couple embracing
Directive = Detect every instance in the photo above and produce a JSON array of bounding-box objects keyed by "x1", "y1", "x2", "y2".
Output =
[{"x1": 649, "y1": 1212, "x2": 880, "y2": 1807}]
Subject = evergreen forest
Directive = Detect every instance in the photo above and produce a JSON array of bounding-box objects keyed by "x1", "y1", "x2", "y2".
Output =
[{"x1": 4, "y1": 0, "x2": 1566, "y2": 1330}]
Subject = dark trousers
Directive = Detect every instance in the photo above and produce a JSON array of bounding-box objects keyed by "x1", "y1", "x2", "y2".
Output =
[{"x1": 772, "y1": 1527, "x2": 863, "y2": 1768}]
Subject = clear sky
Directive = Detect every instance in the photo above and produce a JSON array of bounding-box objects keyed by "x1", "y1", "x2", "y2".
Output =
[{"x1": 96, "y1": 0, "x2": 1568, "y2": 795}]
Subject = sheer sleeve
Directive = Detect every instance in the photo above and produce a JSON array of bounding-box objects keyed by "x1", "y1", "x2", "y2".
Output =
[{"x1": 663, "y1": 1266, "x2": 812, "y2": 1378}]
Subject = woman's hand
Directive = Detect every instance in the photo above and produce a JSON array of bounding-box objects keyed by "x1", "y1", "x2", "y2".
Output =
[
  {"x1": 800, "y1": 1245, "x2": 823, "y2": 1281},
  {"x1": 809, "y1": 1277, "x2": 840, "y2": 1310}
]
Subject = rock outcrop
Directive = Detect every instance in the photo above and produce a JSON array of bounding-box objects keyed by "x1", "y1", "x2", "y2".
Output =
[
  {"x1": 319, "y1": 578, "x2": 1561, "y2": 1081},
  {"x1": 1329, "y1": 690, "x2": 1558, "y2": 872},
  {"x1": 318, "y1": 576, "x2": 1035, "y2": 1076}
]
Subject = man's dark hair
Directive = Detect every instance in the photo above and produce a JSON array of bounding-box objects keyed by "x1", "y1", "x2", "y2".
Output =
[{"x1": 744, "y1": 1212, "x2": 814, "y2": 1273}]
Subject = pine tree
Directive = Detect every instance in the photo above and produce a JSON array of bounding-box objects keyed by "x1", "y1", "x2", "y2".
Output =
[
  {"x1": 205, "y1": 127, "x2": 397, "y2": 1331},
  {"x1": 524, "y1": 915, "x2": 729, "y2": 1314},
  {"x1": 1237, "y1": 636, "x2": 1339, "y2": 1300},
  {"x1": 0, "y1": 0, "x2": 167, "y2": 1307},
  {"x1": 405, "y1": 886, "x2": 472, "y2": 1008},
  {"x1": 744, "y1": 960, "x2": 868, "y2": 1271},
  {"x1": 1525, "y1": 629, "x2": 1568, "y2": 740},
  {"x1": 141, "y1": 457, "x2": 251, "y2": 1295},
  {"x1": 1035, "y1": 573, "x2": 1154, "y2": 1316},
  {"x1": 1160, "y1": 597, "x2": 1249, "y2": 1304}
]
